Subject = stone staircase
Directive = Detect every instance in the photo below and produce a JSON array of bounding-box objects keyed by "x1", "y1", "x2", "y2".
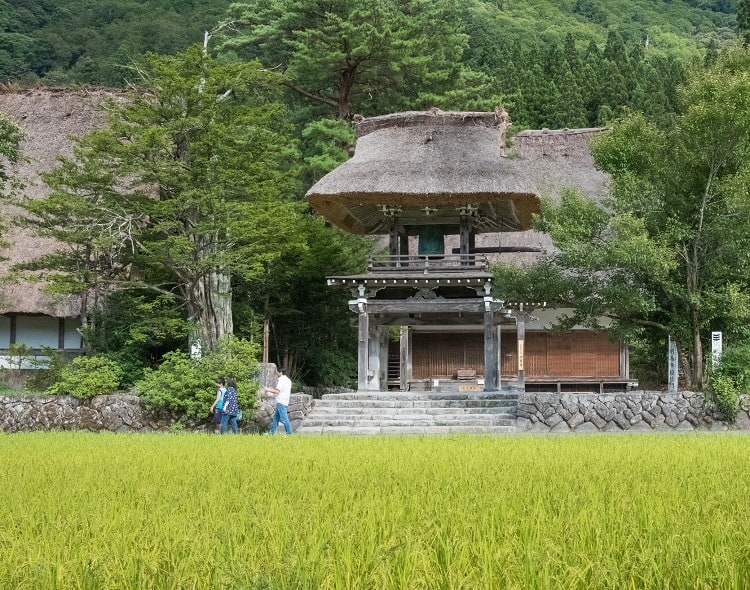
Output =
[{"x1": 296, "y1": 388, "x2": 520, "y2": 435}]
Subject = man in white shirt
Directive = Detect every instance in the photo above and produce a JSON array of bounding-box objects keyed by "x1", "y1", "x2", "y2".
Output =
[{"x1": 264, "y1": 367, "x2": 293, "y2": 434}]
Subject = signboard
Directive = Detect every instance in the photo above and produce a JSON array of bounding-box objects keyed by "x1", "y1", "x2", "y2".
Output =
[
  {"x1": 459, "y1": 384, "x2": 482, "y2": 392},
  {"x1": 712, "y1": 331, "x2": 723, "y2": 366},
  {"x1": 667, "y1": 336, "x2": 678, "y2": 393}
]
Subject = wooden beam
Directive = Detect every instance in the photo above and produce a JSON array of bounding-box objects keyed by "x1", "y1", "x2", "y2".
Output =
[
  {"x1": 58, "y1": 318, "x2": 65, "y2": 349},
  {"x1": 351, "y1": 298, "x2": 506, "y2": 315},
  {"x1": 451, "y1": 246, "x2": 543, "y2": 254}
]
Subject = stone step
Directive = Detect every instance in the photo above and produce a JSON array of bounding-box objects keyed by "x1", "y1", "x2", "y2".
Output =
[
  {"x1": 297, "y1": 424, "x2": 518, "y2": 435},
  {"x1": 315, "y1": 400, "x2": 518, "y2": 412},
  {"x1": 297, "y1": 391, "x2": 520, "y2": 435},
  {"x1": 321, "y1": 392, "x2": 520, "y2": 402},
  {"x1": 301, "y1": 414, "x2": 515, "y2": 426},
  {"x1": 306, "y1": 407, "x2": 513, "y2": 418}
]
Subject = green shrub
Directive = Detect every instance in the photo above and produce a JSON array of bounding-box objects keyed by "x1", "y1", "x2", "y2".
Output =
[
  {"x1": 46, "y1": 356, "x2": 124, "y2": 400},
  {"x1": 136, "y1": 336, "x2": 260, "y2": 421},
  {"x1": 135, "y1": 351, "x2": 208, "y2": 418},
  {"x1": 708, "y1": 344, "x2": 750, "y2": 423},
  {"x1": 709, "y1": 374, "x2": 741, "y2": 423}
]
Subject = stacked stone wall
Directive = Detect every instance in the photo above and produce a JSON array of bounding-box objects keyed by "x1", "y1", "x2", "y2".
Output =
[
  {"x1": 0, "y1": 393, "x2": 314, "y2": 434},
  {"x1": 516, "y1": 391, "x2": 750, "y2": 433},
  {"x1": 4, "y1": 391, "x2": 748, "y2": 434}
]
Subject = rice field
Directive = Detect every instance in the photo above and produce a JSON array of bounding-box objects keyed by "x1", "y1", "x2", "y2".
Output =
[{"x1": 1, "y1": 431, "x2": 749, "y2": 589}]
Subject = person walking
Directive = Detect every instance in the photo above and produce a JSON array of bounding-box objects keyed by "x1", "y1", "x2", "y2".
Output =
[
  {"x1": 210, "y1": 377, "x2": 226, "y2": 433},
  {"x1": 265, "y1": 367, "x2": 293, "y2": 435},
  {"x1": 220, "y1": 376, "x2": 240, "y2": 435}
]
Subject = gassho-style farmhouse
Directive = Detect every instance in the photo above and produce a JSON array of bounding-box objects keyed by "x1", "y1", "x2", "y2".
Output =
[{"x1": 0, "y1": 90, "x2": 635, "y2": 395}]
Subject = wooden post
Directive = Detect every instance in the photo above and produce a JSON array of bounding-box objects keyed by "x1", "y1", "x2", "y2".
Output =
[
  {"x1": 400, "y1": 326, "x2": 410, "y2": 392},
  {"x1": 460, "y1": 217, "x2": 472, "y2": 265},
  {"x1": 483, "y1": 297, "x2": 498, "y2": 391},
  {"x1": 389, "y1": 224, "x2": 399, "y2": 261},
  {"x1": 58, "y1": 318, "x2": 65, "y2": 350},
  {"x1": 357, "y1": 300, "x2": 369, "y2": 391},
  {"x1": 496, "y1": 325, "x2": 502, "y2": 392}
]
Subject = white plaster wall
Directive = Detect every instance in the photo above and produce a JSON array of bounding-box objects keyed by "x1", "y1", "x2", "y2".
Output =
[
  {"x1": 16, "y1": 316, "x2": 58, "y2": 348},
  {"x1": 0, "y1": 316, "x2": 10, "y2": 348},
  {"x1": 64, "y1": 317, "x2": 82, "y2": 350}
]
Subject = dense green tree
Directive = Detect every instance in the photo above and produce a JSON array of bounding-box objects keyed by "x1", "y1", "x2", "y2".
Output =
[
  {"x1": 86, "y1": 289, "x2": 187, "y2": 384},
  {"x1": 234, "y1": 215, "x2": 373, "y2": 385},
  {"x1": 17, "y1": 45, "x2": 303, "y2": 352},
  {"x1": 1, "y1": 0, "x2": 232, "y2": 85},
  {"x1": 497, "y1": 45, "x2": 750, "y2": 388},
  {"x1": 739, "y1": 0, "x2": 750, "y2": 45},
  {"x1": 222, "y1": 0, "x2": 477, "y2": 119}
]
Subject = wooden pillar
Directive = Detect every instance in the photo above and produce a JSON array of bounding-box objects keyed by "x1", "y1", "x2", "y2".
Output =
[
  {"x1": 399, "y1": 326, "x2": 411, "y2": 392},
  {"x1": 517, "y1": 313, "x2": 526, "y2": 390},
  {"x1": 357, "y1": 299, "x2": 369, "y2": 391},
  {"x1": 483, "y1": 297, "x2": 498, "y2": 391},
  {"x1": 399, "y1": 230, "x2": 409, "y2": 258},
  {"x1": 389, "y1": 224, "x2": 399, "y2": 263},
  {"x1": 459, "y1": 218, "x2": 472, "y2": 265},
  {"x1": 390, "y1": 223, "x2": 409, "y2": 266},
  {"x1": 58, "y1": 318, "x2": 65, "y2": 349},
  {"x1": 496, "y1": 325, "x2": 502, "y2": 392},
  {"x1": 367, "y1": 324, "x2": 389, "y2": 391}
]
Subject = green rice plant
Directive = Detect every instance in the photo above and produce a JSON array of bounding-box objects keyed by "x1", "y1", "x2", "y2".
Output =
[{"x1": 1, "y1": 433, "x2": 750, "y2": 589}]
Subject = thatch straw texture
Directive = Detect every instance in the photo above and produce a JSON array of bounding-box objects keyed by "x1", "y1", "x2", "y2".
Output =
[
  {"x1": 0, "y1": 88, "x2": 118, "y2": 316},
  {"x1": 306, "y1": 111, "x2": 609, "y2": 236}
]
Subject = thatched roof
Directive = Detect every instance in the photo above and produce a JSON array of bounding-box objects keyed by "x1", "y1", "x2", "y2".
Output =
[
  {"x1": 306, "y1": 110, "x2": 609, "y2": 236},
  {"x1": 0, "y1": 94, "x2": 612, "y2": 316},
  {"x1": 0, "y1": 88, "x2": 117, "y2": 317}
]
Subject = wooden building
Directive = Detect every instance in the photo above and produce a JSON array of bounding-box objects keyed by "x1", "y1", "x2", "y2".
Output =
[
  {"x1": 0, "y1": 90, "x2": 108, "y2": 363},
  {"x1": 307, "y1": 110, "x2": 636, "y2": 393}
]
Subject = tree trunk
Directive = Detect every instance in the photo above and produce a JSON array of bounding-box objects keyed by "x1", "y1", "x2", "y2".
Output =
[
  {"x1": 187, "y1": 268, "x2": 233, "y2": 353},
  {"x1": 337, "y1": 65, "x2": 358, "y2": 119},
  {"x1": 691, "y1": 305, "x2": 704, "y2": 387}
]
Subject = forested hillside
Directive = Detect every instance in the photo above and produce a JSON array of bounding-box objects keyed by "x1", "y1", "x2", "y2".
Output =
[
  {"x1": 1, "y1": 0, "x2": 747, "y2": 391},
  {"x1": 1, "y1": 1, "x2": 739, "y2": 130}
]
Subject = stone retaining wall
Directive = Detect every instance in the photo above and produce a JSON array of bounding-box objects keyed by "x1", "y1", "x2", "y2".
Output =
[
  {"x1": 516, "y1": 391, "x2": 750, "y2": 433},
  {"x1": 0, "y1": 393, "x2": 314, "y2": 434},
  {"x1": 4, "y1": 391, "x2": 749, "y2": 434}
]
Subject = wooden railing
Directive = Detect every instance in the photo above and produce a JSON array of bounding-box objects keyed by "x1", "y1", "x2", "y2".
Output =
[{"x1": 366, "y1": 254, "x2": 490, "y2": 274}]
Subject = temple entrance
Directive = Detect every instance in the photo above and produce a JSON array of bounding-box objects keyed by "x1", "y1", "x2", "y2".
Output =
[
  {"x1": 411, "y1": 332, "x2": 484, "y2": 380},
  {"x1": 387, "y1": 344, "x2": 401, "y2": 390}
]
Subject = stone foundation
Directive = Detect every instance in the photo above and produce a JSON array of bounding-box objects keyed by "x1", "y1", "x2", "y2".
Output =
[
  {"x1": 3, "y1": 391, "x2": 747, "y2": 434},
  {"x1": 516, "y1": 391, "x2": 750, "y2": 433},
  {"x1": 0, "y1": 392, "x2": 314, "y2": 434}
]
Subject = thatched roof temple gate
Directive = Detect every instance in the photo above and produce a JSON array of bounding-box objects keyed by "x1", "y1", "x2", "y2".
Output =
[{"x1": 307, "y1": 109, "x2": 634, "y2": 394}]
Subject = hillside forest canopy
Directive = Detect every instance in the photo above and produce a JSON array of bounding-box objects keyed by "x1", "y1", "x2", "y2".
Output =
[{"x1": 1, "y1": 0, "x2": 750, "y2": 395}]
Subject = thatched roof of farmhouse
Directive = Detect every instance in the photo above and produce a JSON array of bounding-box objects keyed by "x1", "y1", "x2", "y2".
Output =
[
  {"x1": 0, "y1": 93, "x2": 612, "y2": 317},
  {"x1": 306, "y1": 110, "x2": 609, "y2": 237},
  {"x1": 0, "y1": 88, "x2": 120, "y2": 317}
]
